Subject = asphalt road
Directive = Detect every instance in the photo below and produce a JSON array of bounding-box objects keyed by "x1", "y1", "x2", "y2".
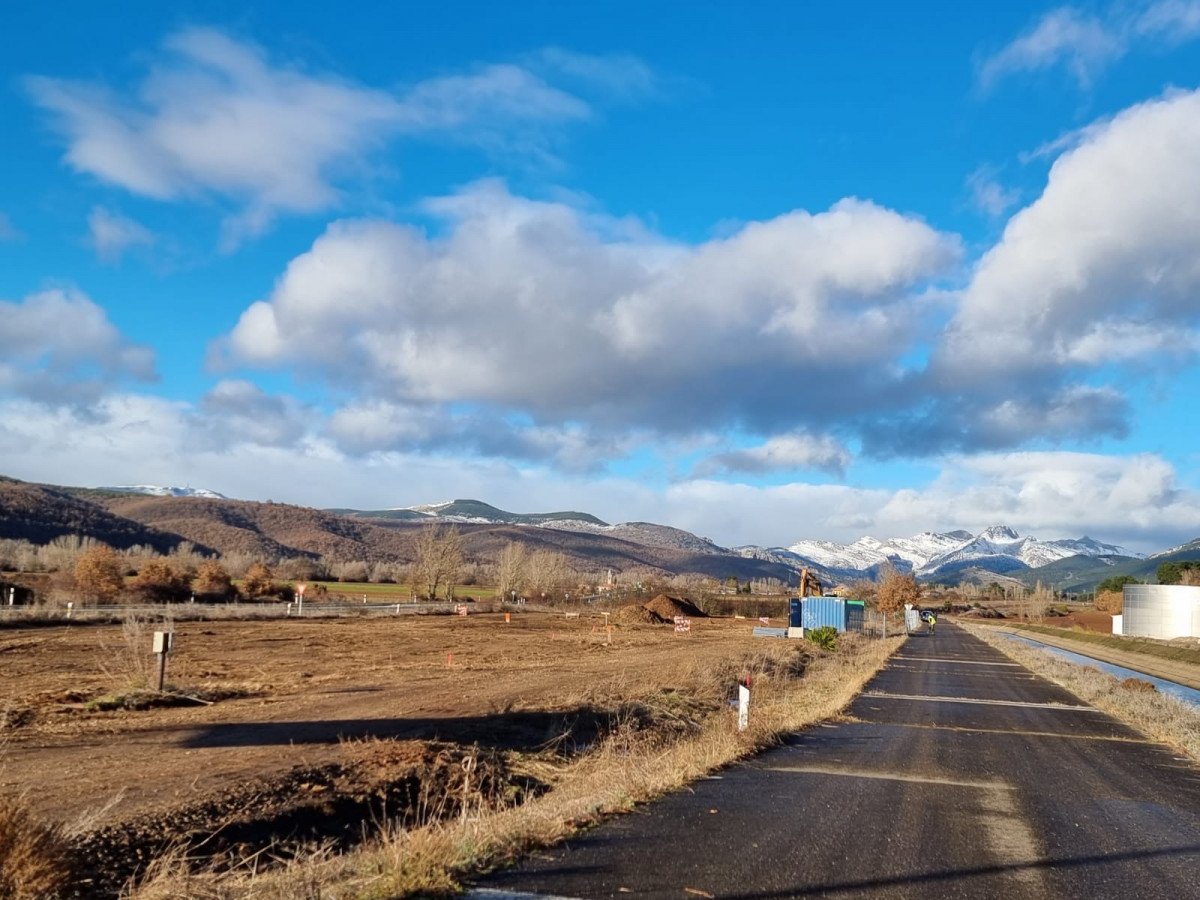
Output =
[{"x1": 470, "y1": 622, "x2": 1200, "y2": 899}]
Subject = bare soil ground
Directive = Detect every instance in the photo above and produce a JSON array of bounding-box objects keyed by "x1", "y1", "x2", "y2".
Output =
[
  {"x1": 1033, "y1": 610, "x2": 1114, "y2": 633},
  {"x1": 0, "y1": 610, "x2": 772, "y2": 895}
]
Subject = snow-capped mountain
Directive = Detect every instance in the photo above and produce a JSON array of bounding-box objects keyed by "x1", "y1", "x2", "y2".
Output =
[
  {"x1": 99, "y1": 485, "x2": 228, "y2": 500},
  {"x1": 776, "y1": 525, "x2": 1139, "y2": 581}
]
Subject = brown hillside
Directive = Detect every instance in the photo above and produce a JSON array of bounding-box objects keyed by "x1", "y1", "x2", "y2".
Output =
[
  {"x1": 100, "y1": 497, "x2": 414, "y2": 562},
  {"x1": 0, "y1": 477, "x2": 198, "y2": 553},
  {"x1": 4, "y1": 479, "x2": 796, "y2": 580}
]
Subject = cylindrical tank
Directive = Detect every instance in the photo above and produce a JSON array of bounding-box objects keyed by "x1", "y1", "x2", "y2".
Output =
[{"x1": 1121, "y1": 584, "x2": 1200, "y2": 639}]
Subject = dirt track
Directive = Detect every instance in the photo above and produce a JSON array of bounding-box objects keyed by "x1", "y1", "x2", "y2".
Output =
[{"x1": 1, "y1": 610, "x2": 762, "y2": 827}]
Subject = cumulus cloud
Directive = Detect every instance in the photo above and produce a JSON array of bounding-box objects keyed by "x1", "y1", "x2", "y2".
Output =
[
  {"x1": 221, "y1": 179, "x2": 958, "y2": 445},
  {"x1": 27, "y1": 28, "x2": 402, "y2": 243},
  {"x1": 26, "y1": 28, "x2": 655, "y2": 244},
  {"x1": 87, "y1": 207, "x2": 154, "y2": 263},
  {"x1": 979, "y1": 1, "x2": 1200, "y2": 88},
  {"x1": 325, "y1": 399, "x2": 636, "y2": 471},
  {"x1": 195, "y1": 379, "x2": 313, "y2": 448},
  {"x1": 937, "y1": 88, "x2": 1200, "y2": 388},
  {"x1": 694, "y1": 433, "x2": 851, "y2": 477},
  {"x1": 0, "y1": 288, "x2": 157, "y2": 405}
]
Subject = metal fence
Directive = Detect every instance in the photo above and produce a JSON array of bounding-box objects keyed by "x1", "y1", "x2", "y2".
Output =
[{"x1": 0, "y1": 599, "x2": 467, "y2": 622}]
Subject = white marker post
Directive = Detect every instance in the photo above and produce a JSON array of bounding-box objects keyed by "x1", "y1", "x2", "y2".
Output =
[
  {"x1": 296, "y1": 583, "x2": 306, "y2": 616},
  {"x1": 153, "y1": 631, "x2": 174, "y2": 692},
  {"x1": 738, "y1": 683, "x2": 750, "y2": 732}
]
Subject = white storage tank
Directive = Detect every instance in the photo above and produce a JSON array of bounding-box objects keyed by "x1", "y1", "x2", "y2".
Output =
[{"x1": 1121, "y1": 584, "x2": 1200, "y2": 639}]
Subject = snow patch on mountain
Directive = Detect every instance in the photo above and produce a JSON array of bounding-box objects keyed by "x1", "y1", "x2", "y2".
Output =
[
  {"x1": 100, "y1": 485, "x2": 228, "y2": 500},
  {"x1": 783, "y1": 525, "x2": 1141, "y2": 579}
]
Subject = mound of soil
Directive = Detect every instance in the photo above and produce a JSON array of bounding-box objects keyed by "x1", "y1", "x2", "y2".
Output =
[
  {"x1": 613, "y1": 604, "x2": 667, "y2": 625},
  {"x1": 959, "y1": 606, "x2": 1005, "y2": 619},
  {"x1": 643, "y1": 595, "x2": 706, "y2": 621},
  {"x1": 70, "y1": 739, "x2": 543, "y2": 898}
]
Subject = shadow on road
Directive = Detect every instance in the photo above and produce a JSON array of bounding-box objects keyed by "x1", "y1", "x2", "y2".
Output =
[{"x1": 713, "y1": 843, "x2": 1200, "y2": 898}]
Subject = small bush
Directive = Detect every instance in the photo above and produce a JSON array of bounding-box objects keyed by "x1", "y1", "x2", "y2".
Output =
[
  {"x1": 0, "y1": 792, "x2": 74, "y2": 899},
  {"x1": 806, "y1": 626, "x2": 838, "y2": 651}
]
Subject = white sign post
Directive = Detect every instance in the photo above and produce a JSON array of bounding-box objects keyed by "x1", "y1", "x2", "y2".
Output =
[
  {"x1": 738, "y1": 684, "x2": 750, "y2": 732},
  {"x1": 153, "y1": 631, "x2": 174, "y2": 691},
  {"x1": 296, "y1": 583, "x2": 306, "y2": 616}
]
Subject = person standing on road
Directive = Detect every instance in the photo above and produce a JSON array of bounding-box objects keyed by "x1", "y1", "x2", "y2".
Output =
[{"x1": 927, "y1": 613, "x2": 936, "y2": 634}]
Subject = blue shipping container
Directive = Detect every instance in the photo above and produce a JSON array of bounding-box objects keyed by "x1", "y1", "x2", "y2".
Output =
[
  {"x1": 788, "y1": 597, "x2": 802, "y2": 628},
  {"x1": 801, "y1": 596, "x2": 848, "y2": 632},
  {"x1": 846, "y1": 602, "x2": 864, "y2": 633}
]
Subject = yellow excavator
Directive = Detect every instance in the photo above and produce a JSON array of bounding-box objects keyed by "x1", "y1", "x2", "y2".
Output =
[{"x1": 798, "y1": 567, "x2": 823, "y2": 597}]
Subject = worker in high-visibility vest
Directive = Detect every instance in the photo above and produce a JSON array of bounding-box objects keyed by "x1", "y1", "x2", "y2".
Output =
[{"x1": 927, "y1": 613, "x2": 936, "y2": 634}]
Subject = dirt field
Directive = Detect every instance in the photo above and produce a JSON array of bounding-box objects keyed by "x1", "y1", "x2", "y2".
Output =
[{"x1": 1, "y1": 609, "x2": 775, "y2": 894}]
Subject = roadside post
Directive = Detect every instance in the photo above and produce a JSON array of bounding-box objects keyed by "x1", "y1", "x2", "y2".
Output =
[
  {"x1": 296, "y1": 583, "x2": 306, "y2": 616},
  {"x1": 7, "y1": 586, "x2": 14, "y2": 606},
  {"x1": 153, "y1": 631, "x2": 174, "y2": 691},
  {"x1": 738, "y1": 679, "x2": 751, "y2": 731}
]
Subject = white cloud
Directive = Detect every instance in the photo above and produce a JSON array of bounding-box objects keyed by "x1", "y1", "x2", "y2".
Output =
[
  {"x1": 532, "y1": 47, "x2": 659, "y2": 96},
  {"x1": 87, "y1": 207, "x2": 154, "y2": 263},
  {"x1": 325, "y1": 399, "x2": 637, "y2": 471},
  {"x1": 1135, "y1": 0, "x2": 1200, "y2": 40},
  {"x1": 195, "y1": 379, "x2": 313, "y2": 448},
  {"x1": 27, "y1": 28, "x2": 400, "y2": 243},
  {"x1": 694, "y1": 433, "x2": 851, "y2": 477},
  {"x1": 978, "y1": 7, "x2": 1123, "y2": 88},
  {"x1": 0, "y1": 288, "x2": 157, "y2": 405},
  {"x1": 3, "y1": 392, "x2": 1194, "y2": 553},
  {"x1": 966, "y1": 165, "x2": 1021, "y2": 217},
  {"x1": 979, "y1": 1, "x2": 1200, "y2": 88},
  {"x1": 26, "y1": 28, "x2": 655, "y2": 244},
  {"x1": 222, "y1": 179, "x2": 958, "y2": 443},
  {"x1": 937, "y1": 88, "x2": 1200, "y2": 384}
]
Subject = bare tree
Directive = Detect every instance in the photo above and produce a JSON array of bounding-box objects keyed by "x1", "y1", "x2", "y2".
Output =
[
  {"x1": 526, "y1": 549, "x2": 572, "y2": 599},
  {"x1": 496, "y1": 542, "x2": 527, "y2": 600},
  {"x1": 412, "y1": 523, "x2": 464, "y2": 600}
]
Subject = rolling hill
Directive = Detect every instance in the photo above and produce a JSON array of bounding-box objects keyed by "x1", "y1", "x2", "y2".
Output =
[
  {"x1": 0, "y1": 477, "x2": 790, "y2": 582},
  {"x1": 0, "y1": 477, "x2": 202, "y2": 553}
]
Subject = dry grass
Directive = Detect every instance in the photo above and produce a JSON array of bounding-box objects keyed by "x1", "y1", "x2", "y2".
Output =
[
  {"x1": 1004, "y1": 622, "x2": 1200, "y2": 666},
  {"x1": 124, "y1": 634, "x2": 902, "y2": 899},
  {"x1": 0, "y1": 791, "x2": 74, "y2": 899},
  {"x1": 962, "y1": 623, "x2": 1200, "y2": 762},
  {"x1": 98, "y1": 615, "x2": 165, "y2": 692}
]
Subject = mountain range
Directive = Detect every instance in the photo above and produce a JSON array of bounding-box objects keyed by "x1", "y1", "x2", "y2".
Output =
[{"x1": 1, "y1": 478, "x2": 1195, "y2": 591}]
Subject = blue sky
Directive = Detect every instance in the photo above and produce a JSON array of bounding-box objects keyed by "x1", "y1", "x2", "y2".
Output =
[{"x1": 3, "y1": 0, "x2": 1200, "y2": 553}]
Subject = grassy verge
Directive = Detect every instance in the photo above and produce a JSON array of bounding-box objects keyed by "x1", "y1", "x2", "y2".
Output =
[
  {"x1": 127, "y1": 633, "x2": 903, "y2": 899},
  {"x1": 993, "y1": 622, "x2": 1200, "y2": 667},
  {"x1": 961, "y1": 623, "x2": 1200, "y2": 762}
]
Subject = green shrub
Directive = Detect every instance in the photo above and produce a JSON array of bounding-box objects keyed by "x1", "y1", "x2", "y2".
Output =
[{"x1": 806, "y1": 626, "x2": 838, "y2": 651}]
